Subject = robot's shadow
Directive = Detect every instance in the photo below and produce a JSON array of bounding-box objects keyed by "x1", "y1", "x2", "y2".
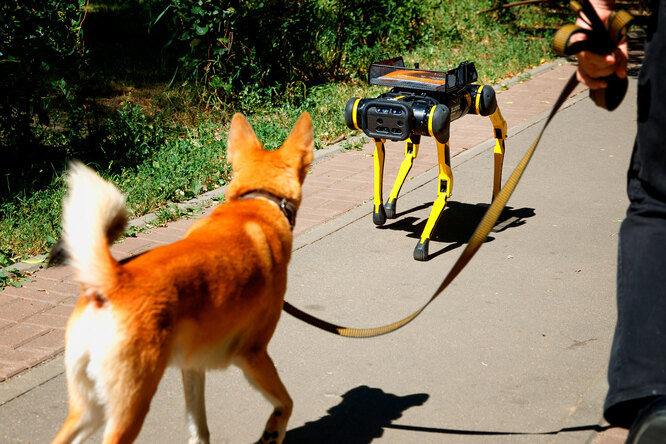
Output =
[{"x1": 377, "y1": 200, "x2": 535, "y2": 260}]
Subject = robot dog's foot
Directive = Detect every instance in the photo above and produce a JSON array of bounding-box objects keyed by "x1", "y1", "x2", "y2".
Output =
[
  {"x1": 385, "y1": 198, "x2": 397, "y2": 219},
  {"x1": 413, "y1": 239, "x2": 429, "y2": 261},
  {"x1": 373, "y1": 204, "x2": 387, "y2": 226}
]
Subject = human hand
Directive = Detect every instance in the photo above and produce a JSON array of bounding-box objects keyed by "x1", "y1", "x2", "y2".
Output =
[
  {"x1": 572, "y1": 3, "x2": 628, "y2": 90},
  {"x1": 575, "y1": 42, "x2": 628, "y2": 89}
]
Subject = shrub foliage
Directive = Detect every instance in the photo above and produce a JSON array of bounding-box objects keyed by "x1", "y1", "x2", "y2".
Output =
[
  {"x1": 1, "y1": 0, "x2": 430, "y2": 148},
  {"x1": 0, "y1": 0, "x2": 86, "y2": 146},
  {"x1": 160, "y1": 0, "x2": 429, "y2": 99}
]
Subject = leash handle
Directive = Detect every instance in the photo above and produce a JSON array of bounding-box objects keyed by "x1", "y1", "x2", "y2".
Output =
[
  {"x1": 552, "y1": 0, "x2": 632, "y2": 111},
  {"x1": 588, "y1": 73, "x2": 628, "y2": 111}
]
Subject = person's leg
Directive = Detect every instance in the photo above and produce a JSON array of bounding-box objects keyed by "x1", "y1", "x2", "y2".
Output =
[
  {"x1": 604, "y1": 0, "x2": 666, "y2": 428},
  {"x1": 604, "y1": 163, "x2": 666, "y2": 428}
]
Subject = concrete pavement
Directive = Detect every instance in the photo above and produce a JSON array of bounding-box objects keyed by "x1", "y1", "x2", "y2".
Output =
[{"x1": 0, "y1": 62, "x2": 637, "y2": 443}]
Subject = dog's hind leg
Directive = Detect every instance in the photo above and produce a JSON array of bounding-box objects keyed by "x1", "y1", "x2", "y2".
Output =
[
  {"x1": 52, "y1": 305, "x2": 106, "y2": 444},
  {"x1": 237, "y1": 350, "x2": 292, "y2": 444},
  {"x1": 51, "y1": 400, "x2": 104, "y2": 444},
  {"x1": 99, "y1": 356, "x2": 168, "y2": 444},
  {"x1": 51, "y1": 360, "x2": 105, "y2": 444},
  {"x1": 182, "y1": 369, "x2": 210, "y2": 444},
  {"x1": 100, "y1": 397, "x2": 152, "y2": 444}
]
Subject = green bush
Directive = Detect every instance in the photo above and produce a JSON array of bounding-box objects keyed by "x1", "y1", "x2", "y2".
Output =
[
  {"x1": 0, "y1": 114, "x2": 228, "y2": 259},
  {"x1": 101, "y1": 103, "x2": 170, "y2": 172},
  {"x1": 159, "y1": 0, "x2": 430, "y2": 103},
  {"x1": 0, "y1": 0, "x2": 86, "y2": 146}
]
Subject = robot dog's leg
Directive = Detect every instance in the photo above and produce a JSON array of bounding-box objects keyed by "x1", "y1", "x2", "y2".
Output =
[
  {"x1": 385, "y1": 135, "x2": 420, "y2": 219},
  {"x1": 414, "y1": 140, "x2": 453, "y2": 261},
  {"x1": 469, "y1": 84, "x2": 507, "y2": 199},
  {"x1": 372, "y1": 138, "x2": 387, "y2": 225},
  {"x1": 489, "y1": 106, "x2": 507, "y2": 199}
]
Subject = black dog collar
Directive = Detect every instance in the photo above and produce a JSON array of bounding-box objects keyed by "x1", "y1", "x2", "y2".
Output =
[{"x1": 239, "y1": 190, "x2": 297, "y2": 230}]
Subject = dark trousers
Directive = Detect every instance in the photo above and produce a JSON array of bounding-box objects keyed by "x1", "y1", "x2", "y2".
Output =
[{"x1": 604, "y1": 0, "x2": 666, "y2": 428}]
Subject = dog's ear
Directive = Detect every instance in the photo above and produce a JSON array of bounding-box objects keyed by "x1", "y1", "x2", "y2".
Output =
[
  {"x1": 281, "y1": 112, "x2": 314, "y2": 183},
  {"x1": 227, "y1": 113, "x2": 262, "y2": 166}
]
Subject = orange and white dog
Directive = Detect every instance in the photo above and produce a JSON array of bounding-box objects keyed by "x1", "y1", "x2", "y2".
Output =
[{"x1": 50, "y1": 113, "x2": 313, "y2": 444}]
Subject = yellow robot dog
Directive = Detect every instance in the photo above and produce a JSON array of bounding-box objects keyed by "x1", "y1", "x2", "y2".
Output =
[{"x1": 345, "y1": 58, "x2": 507, "y2": 261}]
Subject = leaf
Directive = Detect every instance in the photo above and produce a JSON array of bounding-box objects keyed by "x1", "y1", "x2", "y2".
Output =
[
  {"x1": 9, "y1": 282, "x2": 22, "y2": 288},
  {"x1": 195, "y1": 25, "x2": 209, "y2": 36},
  {"x1": 22, "y1": 257, "x2": 45, "y2": 264},
  {"x1": 0, "y1": 252, "x2": 12, "y2": 267},
  {"x1": 191, "y1": 179, "x2": 202, "y2": 195},
  {"x1": 8, "y1": 268, "x2": 23, "y2": 278},
  {"x1": 153, "y1": 4, "x2": 171, "y2": 25}
]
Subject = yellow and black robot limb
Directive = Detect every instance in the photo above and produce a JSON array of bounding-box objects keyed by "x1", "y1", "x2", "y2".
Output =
[
  {"x1": 373, "y1": 134, "x2": 424, "y2": 224},
  {"x1": 372, "y1": 138, "x2": 387, "y2": 225},
  {"x1": 384, "y1": 135, "x2": 420, "y2": 220},
  {"x1": 483, "y1": 87, "x2": 507, "y2": 199},
  {"x1": 412, "y1": 139, "x2": 453, "y2": 260},
  {"x1": 369, "y1": 98, "x2": 455, "y2": 260}
]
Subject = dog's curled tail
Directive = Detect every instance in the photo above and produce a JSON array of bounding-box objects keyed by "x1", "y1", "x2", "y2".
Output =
[{"x1": 57, "y1": 161, "x2": 127, "y2": 290}]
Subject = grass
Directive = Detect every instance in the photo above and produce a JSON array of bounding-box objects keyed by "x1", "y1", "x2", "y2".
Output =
[
  {"x1": 0, "y1": 0, "x2": 573, "y2": 271},
  {"x1": 0, "y1": 119, "x2": 230, "y2": 261}
]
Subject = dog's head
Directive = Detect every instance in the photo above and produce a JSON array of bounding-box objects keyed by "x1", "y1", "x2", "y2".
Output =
[{"x1": 225, "y1": 112, "x2": 314, "y2": 206}]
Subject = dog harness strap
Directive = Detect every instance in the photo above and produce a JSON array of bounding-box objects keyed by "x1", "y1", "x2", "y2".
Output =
[{"x1": 239, "y1": 190, "x2": 297, "y2": 229}]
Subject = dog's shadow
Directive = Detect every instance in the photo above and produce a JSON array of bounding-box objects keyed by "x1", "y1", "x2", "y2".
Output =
[
  {"x1": 285, "y1": 385, "x2": 429, "y2": 444},
  {"x1": 378, "y1": 201, "x2": 536, "y2": 259}
]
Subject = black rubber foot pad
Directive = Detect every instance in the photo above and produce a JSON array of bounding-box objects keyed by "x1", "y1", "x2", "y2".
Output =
[
  {"x1": 385, "y1": 199, "x2": 397, "y2": 219},
  {"x1": 373, "y1": 204, "x2": 387, "y2": 226},
  {"x1": 413, "y1": 239, "x2": 429, "y2": 261}
]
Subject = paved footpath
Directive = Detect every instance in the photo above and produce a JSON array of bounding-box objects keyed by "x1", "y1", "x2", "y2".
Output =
[{"x1": 0, "y1": 60, "x2": 632, "y2": 443}]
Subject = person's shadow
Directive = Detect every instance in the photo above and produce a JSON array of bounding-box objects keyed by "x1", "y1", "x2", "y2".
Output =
[
  {"x1": 285, "y1": 385, "x2": 429, "y2": 444},
  {"x1": 284, "y1": 385, "x2": 610, "y2": 443}
]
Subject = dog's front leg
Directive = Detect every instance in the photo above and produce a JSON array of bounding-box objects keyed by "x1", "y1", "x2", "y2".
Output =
[{"x1": 182, "y1": 369, "x2": 210, "y2": 444}]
